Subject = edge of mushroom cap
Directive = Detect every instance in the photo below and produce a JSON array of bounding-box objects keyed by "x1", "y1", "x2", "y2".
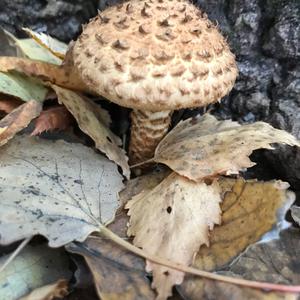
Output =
[{"x1": 72, "y1": 0, "x2": 238, "y2": 112}]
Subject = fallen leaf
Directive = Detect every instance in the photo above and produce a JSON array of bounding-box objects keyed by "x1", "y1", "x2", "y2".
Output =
[
  {"x1": 126, "y1": 173, "x2": 222, "y2": 300},
  {"x1": 52, "y1": 85, "x2": 130, "y2": 179},
  {"x1": 23, "y1": 28, "x2": 67, "y2": 60},
  {"x1": 0, "y1": 27, "x2": 17, "y2": 56},
  {"x1": 291, "y1": 206, "x2": 300, "y2": 226},
  {"x1": 0, "y1": 97, "x2": 23, "y2": 113},
  {"x1": 0, "y1": 100, "x2": 42, "y2": 146},
  {"x1": 20, "y1": 279, "x2": 69, "y2": 300},
  {"x1": 225, "y1": 228, "x2": 300, "y2": 285},
  {"x1": 178, "y1": 277, "x2": 297, "y2": 300},
  {"x1": 0, "y1": 57, "x2": 89, "y2": 92},
  {"x1": 2, "y1": 28, "x2": 62, "y2": 64},
  {"x1": 191, "y1": 178, "x2": 294, "y2": 272},
  {"x1": 153, "y1": 114, "x2": 300, "y2": 181},
  {"x1": 67, "y1": 237, "x2": 155, "y2": 300},
  {"x1": 0, "y1": 135, "x2": 124, "y2": 247},
  {"x1": 0, "y1": 71, "x2": 48, "y2": 102},
  {"x1": 0, "y1": 244, "x2": 71, "y2": 300},
  {"x1": 31, "y1": 105, "x2": 75, "y2": 136}
]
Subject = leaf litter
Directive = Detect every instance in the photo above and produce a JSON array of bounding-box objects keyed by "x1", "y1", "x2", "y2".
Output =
[{"x1": 0, "y1": 135, "x2": 124, "y2": 247}]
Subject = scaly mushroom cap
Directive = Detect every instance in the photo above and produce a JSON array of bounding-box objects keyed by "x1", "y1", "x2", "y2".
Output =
[{"x1": 72, "y1": 0, "x2": 238, "y2": 112}]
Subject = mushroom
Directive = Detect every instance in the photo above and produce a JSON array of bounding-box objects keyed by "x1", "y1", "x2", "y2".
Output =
[{"x1": 72, "y1": 0, "x2": 238, "y2": 165}]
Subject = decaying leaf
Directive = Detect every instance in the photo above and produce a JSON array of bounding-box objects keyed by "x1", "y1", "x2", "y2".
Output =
[
  {"x1": 0, "y1": 71, "x2": 48, "y2": 102},
  {"x1": 0, "y1": 97, "x2": 23, "y2": 113},
  {"x1": 67, "y1": 237, "x2": 155, "y2": 300},
  {"x1": 2, "y1": 28, "x2": 62, "y2": 64},
  {"x1": 0, "y1": 100, "x2": 42, "y2": 146},
  {"x1": 153, "y1": 114, "x2": 300, "y2": 181},
  {"x1": 226, "y1": 228, "x2": 300, "y2": 285},
  {"x1": 23, "y1": 28, "x2": 67, "y2": 59},
  {"x1": 0, "y1": 57, "x2": 89, "y2": 92},
  {"x1": 179, "y1": 276, "x2": 298, "y2": 300},
  {"x1": 19, "y1": 279, "x2": 69, "y2": 300},
  {"x1": 31, "y1": 106, "x2": 74, "y2": 136},
  {"x1": 190, "y1": 178, "x2": 294, "y2": 271},
  {"x1": 0, "y1": 135, "x2": 124, "y2": 247},
  {"x1": 52, "y1": 85, "x2": 130, "y2": 179},
  {"x1": 126, "y1": 173, "x2": 222, "y2": 300},
  {"x1": 0, "y1": 245, "x2": 71, "y2": 300},
  {"x1": 291, "y1": 206, "x2": 300, "y2": 226},
  {"x1": 0, "y1": 27, "x2": 17, "y2": 56}
]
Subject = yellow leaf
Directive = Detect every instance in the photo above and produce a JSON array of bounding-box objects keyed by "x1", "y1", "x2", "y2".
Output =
[
  {"x1": 52, "y1": 85, "x2": 130, "y2": 179},
  {"x1": 193, "y1": 178, "x2": 294, "y2": 271},
  {"x1": 153, "y1": 114, "x2": 300, "y2": 181},
  {"x1": 126, "y1": 173, "x2": 222, "y2": 299}
]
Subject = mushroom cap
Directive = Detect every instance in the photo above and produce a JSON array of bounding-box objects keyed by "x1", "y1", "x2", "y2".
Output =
[{"x1": 72, "y1": 0, "x2": 238, "y2": 111}]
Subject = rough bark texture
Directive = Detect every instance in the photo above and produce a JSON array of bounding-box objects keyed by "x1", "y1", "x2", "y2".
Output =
[{"x1": 1, "y1": 0, "x2": 299, "y2": 192}]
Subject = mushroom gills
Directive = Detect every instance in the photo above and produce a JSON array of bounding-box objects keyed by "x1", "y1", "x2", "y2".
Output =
[{"x1": 129, "y1": 109, "x2": 171, "y2": 165}]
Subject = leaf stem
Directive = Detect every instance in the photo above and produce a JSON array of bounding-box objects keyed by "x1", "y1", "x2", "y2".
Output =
[
  {"x1": 100, "y1": 226, "x2": 300, "y2": 293},
  {"x1": 129, "y1": 158, "x2": 155, "y2": 168},
  {"x1": 0, "y1": 236, "x2": 32, "y2": 273}
]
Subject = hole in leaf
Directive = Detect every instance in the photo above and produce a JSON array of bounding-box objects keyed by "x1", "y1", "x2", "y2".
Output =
[
  {"x1": 163, "y1": 271, "x2": 169, "y2": 276},
  {"x1": 166, "y1": 206, "x2": 172, "y2": 213},
  {"x1": 106, "y1": 136, "x2": 112, "y2": 143}
]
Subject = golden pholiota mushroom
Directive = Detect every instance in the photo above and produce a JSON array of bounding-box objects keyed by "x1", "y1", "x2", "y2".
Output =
[{"x1": 72, "y1": 0, "x2": 238, "y2": 165}]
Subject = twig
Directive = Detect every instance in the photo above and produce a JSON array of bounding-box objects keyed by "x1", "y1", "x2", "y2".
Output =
[{"x1": 129, "y1": 158, "x2": 154, "y2": 168}]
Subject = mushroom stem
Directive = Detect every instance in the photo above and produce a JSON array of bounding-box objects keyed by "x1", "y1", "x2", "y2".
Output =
[{"x1": 129, "y1": 109, "x2": 171, "y2": 165}]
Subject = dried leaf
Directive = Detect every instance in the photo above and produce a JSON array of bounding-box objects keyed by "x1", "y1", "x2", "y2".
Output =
[
  {"x1": 0, "y1": 57, "x2": 89, "y2": 92},
  {"x1": 126, "y1": 173, "x2": 222, "y2": 299},
  {"x1": 191, "y1": 178, "x2": 294, "y2": 272},
  {"x1": 291, "y1": 206, "x2": 300, "y2": 226},
  {"x1": 31, "y1": 106, "x2": 74, "y2": 136},
  {"x1": 23, "y1": 28, "x2": 67, "y2": 59},
  {"x1": 2, "y1": 28, "x2": 62, "y2": 64},
  {"x1": 226, "y1": 228, "x2": 300, "y2": 285},
  {"x1": 154, "y1": 114, "x2": 300, "y2": 181},
  {"x1": 20, "y1": 279, "x2": 69, "y2": 300},
  {"x1": 0, "y1": 27, "x2": 17, "y2": 56},
  {"x1": 0, "y1": 135, "x2": 124, "y2": 247},
  {"x1": 179, "y1": 277, "x2": 298, "y2": 300},
  {"x1": 0, "y1": 100, "x2": 42, "y2": 146},
  {"x1": 52, "y1": 85, "x2": 130, "y2": 179},
  {"x1": 0, "y1": 245, "x2": 71, "y2": 300},
  {"x1": 67, "y1": 237, "x2": 155, "y2": 300},
  {"x1": 0, "y1": 71, "x2": 48, "y2": 102},
  {"x1": 0, "y1": 97, "x2": 23, "y2": 113}
]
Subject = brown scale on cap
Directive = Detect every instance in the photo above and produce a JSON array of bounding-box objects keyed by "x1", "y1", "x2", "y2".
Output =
[{"x1": 72, "y1": 0, "x2": 238, "y2": 165}]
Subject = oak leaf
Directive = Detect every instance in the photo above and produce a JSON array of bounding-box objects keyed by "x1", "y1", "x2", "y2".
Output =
[
  {"x1": 0, "y1": 100, "x2": 42, "y2": 146},
  {"x1": 52, "y1": 85, "x2": 130, "y2": 179},
  {"x1": 0, "y1": 245, "x2": 71, "y2": 300},
  {"x1": 153, "y1": 114, "x2": 300, "y2": 181},
  {"x1": 31, "y1": 105, "x2": 74, "y2": 136},
  {"x1": 126, "y1": 173, "x2": 222, "y2": 300},
  {"x1": 0, "y1": 135, "x2": 124, "y2": 247}
]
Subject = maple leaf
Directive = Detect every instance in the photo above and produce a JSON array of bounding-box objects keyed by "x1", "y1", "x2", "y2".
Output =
[
  {"x1": 0, "y1": 100, "x2": 42, "y2": 146},
  {"x1": 31, "y1": 105, "x2": 74, "y2": 136},
  {"x1": 0, "y1": 135, "x2": 124, "y2": 247},
  {"x1": 152, "y1": 114, "x2": 300, "y2": 181},
  {"x1": 126, "y1": 173, "x2": 222, "y2": 299}
]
